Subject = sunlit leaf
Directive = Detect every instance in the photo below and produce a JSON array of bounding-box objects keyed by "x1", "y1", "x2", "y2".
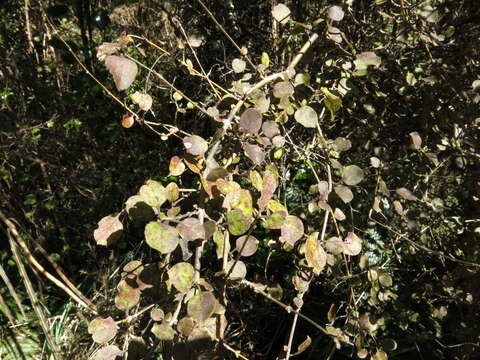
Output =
[
  {"x1": 125, "y1": 195, "x2": 155, "y2": 222},
  {"x1": 105, "y1": 55, "x2": 138, "y2": 91},
  {"x1": 232, "y1": 58, "x2": 246, "y2": 73},
  {"x1": 235, "y1": 235, "x2": 259, "y2": 257},
  {"x1": 327, "y1": 26, "x2": 342, "y2": 43},
  {"x1": 279, "y1": 215, "x2": 304, "y2": 246},
  {"x1": 183, "y1": 135, "x2": 208, "y2": 156},
  {"x1": 145, "y1": 222, "x2": 179, "y2": 254},
  {"x1": 94, "y1": 215, "x2": 123, "y2": 246},
  {"x1": 342, "y1": 165, "x2": 364, "y2": 186},
  {"x1": 396, "y1": 187, "x2": 417, "y2": 201},
  {"x1": 187, "y1": 292, "x2": 216, "y2": 322},
  {"x1": 150, "y1": 308, "x2": 165, "y2": 322},
  {"x1": 226, "y1": 259, "x2": 247, "y2": 279},
  {"x1": 239, "y1": 108, "x2": 262, "y2": 134},
  {"x1": 169, "y1": 156, "x2": 185, "y2": 176},
  {"x1": 177, "y1": 317, "x2": 195, "y2": 337},
  {"x1": 343, "y1": 232, "x2": 362, "y2": 256},
  {"x1": 139, "y1": 180, "x2": 167, "y2": 208},
  {"x1": 266, "y1": 211, "x2": 287, "y2": 229},
  {"x1": 273, "y1": 81, "x2": 294, "y2": 98},
  {"x1": 249, "y1": 170, "x2": 263, "y2": 191},
  {"x1": 216, "y1": 179, "x2": 241, "y2": 194},
  {"x1": 333, "y1": 208, "x2": 346, "y2": 221},
  {"x1": 296, "y1": 335, "x2": 312, "y2": 355},
  {"x1": 409, "y1": 131, "x2": 422, "y2": 150},
  {"x1": 332, "y1": 137, "x2": 351, "y2": 152},
  {"x1": 356, "y1": 52, "x2": 381, "y2": 67},
  {"x1": 213, "y1": 230, "x2": 229, "y2": 259},
  {"x1": 224, "y1": 189, "x2": 253, "y2": 217},
  {"x1": 168, "y1": 262, "x2": 195, "y2": 293},
  {"x1": 88, "y1": 317, "x2": 118, "y2": 343},
  {"x1": 93, "y1": 345, "x2": 123, "y2": 360},
  {"x1": 258, "y1": 170, "x2": 277, "y2": 210},
  {"x1": 262, "y1": 121, "x2": 280, "y2": 138},
  {"x1": 267, "y1": 200, "x2": 286, "y2": 213},
  {"x1": 121, "y1": 113, "x2": 135, "y2": 128},
  {"x1": 294, "y1": 106, "x2": 318, "y2": 128},
  {"x1": 177, "y1": 218, "x2": 206, "y2": 241},
  {"x1": 130, "y1": 91, "x2": 153, "y2": 111},
  {"x1": 115, "y1": 280, "x2": 141, "y2": 310},
  {"x1": 243, "y1": 143, "x2": 265, "y2": 165},
  {"x1": 327, "y1": 6, "x2": 344, "y2": 21},
  {"x1": 334, "y1": 185, "x2": 353, "y2": 203},
  {"x1": 272, "y1": 3, "x2": 291, "y2": 24},
  {"x1": 152, "y1": 322, "x2": 175, "y2": 340},
  {"x1": 227, "y1": 210, "x2": 252, "y2": 235},
  {"x1": 165, "y1": 182, "x2": 179, "y2": 202},
  {"x1": 305, "y1": 232, "x2": 326, "y2": 274},
  {"x1": 187, "y1": 34, "x2": 203, "y2": 47}
]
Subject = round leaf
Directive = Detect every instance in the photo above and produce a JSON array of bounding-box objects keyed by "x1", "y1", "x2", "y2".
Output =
[
  {"x1": 183, "y1": 135, "x2": 208, "y2": 156},
  {"x1": 94, "y1": 215, "x2": 123, "y2": 247},
  {"x1": 115, "y1": 280, "x2": 141, "y2": 310},
  {"x1": 169, "y1": 156, "x2": 186, "y2": 176},
  {"x1": 279, "y1": 215, "x2": 304, "y2": 246},
  {"x1": 235, "y1": 235, "x2": 259, "y2": 257},
  {"x1": 342, "y1": 165, "x2": 364, "y2": 186},
  {"x1": 239, "y1": 108, "x2": 262, "y2": 134},
  {"x1": 187, "y1": 291, "x2": 216, "y2": 322},
  {"x1": 168, "y1": 262, "x2": 195, "y2": 293},
  {"x1": 343, "y1": 232, "x2": 362, "y2": 256},
  {"x1": 227, "y1": 210, "x2": 252, "y2": 236},
  {"x1": 177, "y1": 218, "x2": 205, "y2": 241},
  {"x1": 93, "y1": 345, "x2": 123, "y2": 360},
  {"x1": 272, "y1": 4, "x2": 291, "y2": 24},
  {"x1": 273, "y1": 81, "x2": 294, "y2": 98},
  {"x1": 334, "y1": 185, "x2": 353, "y2": 203},
  {"x1": 243, "y1": 143, "x2": 265, "y2": 165},
  {"x1": 232, "y1": 58, "x2": 246, "y2": 73},
  {"x1": 145, "y1": 222, "x2": 179, "y2": 254},
  {"x1": 226, "y1": 260, "x2": 247, "y2": 279},
  {"x1": 152, "y1": 322, "x2": 175, "y2": 341},
  {"x1": 88, "y1": 317, "x2": 118, "y2": 343},
  {"x1": 262, "y1": 121, "x2": 280, "y2": 138},
  {"x1": 327, "y1": 6, "x2": 345, "y2": 21},
  {"x1": 294, "y1": 106, "x2": 318, "y2": 128}
]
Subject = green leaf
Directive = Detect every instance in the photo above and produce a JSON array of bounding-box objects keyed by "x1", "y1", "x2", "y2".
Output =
[
  {"x1": 139, "y1": 180, "x2": 167, "y2": 208},
  {"x1": 145, "y1": 222, "x2": 179, "y2": 254},
  {"x1": 227, "y1": 210, "x2": 252, "y2": 235},
  {"x1": 168, "y1": 262, "x2": 195, "y2": 293},
  {"x1": 88, "y1": 317, "x2": 118, "y2": 343},
  {"x1": 151, "y1": 322, "x2": 175, "y2": 341},
  {"x1": 294, "y1": 106, "x2": 318, "y2": 128}
]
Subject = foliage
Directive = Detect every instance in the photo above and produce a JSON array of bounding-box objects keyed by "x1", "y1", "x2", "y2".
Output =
[{"x1": 1, "y1": 0, "x2": 479, "y2": 359}]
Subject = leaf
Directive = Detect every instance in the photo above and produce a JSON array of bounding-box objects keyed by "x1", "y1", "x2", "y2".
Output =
[
  {"x1": 226, "y1": 260, "x2": 247, "y2": 279},
  {"x1": 370, "y1": 157, "x2": 381, "y2": 168},
  {"x1": 187, "y1": 34, "x2": 203, "y2": 47},
  {"x1": 115, "y1": 280, "x2": 141, "y2": 310},
  {"x1": 139, "y1": 180, "x2": 167, "y2": 208},
  {"x1": 266, "y1": 211, "x2": 287, "y2": 229},
  {"x1": 334, "y1": 185, "x2": 353, "y2": 203},
  {"x1": 327, "y1": 26, "x2": 342, "y2": 43},
  {"x1": 372, "y1": 349, "x2": 388, "y2": 360},
  {"x1": 227, "y1": 210, "x2": 252, "y2": 235},
  {"x1": 296, "y1": 335, "x2": 312, "y2": 355},
  {"x1": 243, "y1": 143, "x2": 265, "y2": 165},
  {"x1": 235, "y1": 235, "x2": 259, "y2": 257},
  {"x1": 261, "y1": 52, "x2": 270, "y2": 67},
  {"x1": 121, "y1": 113, "x2": 135, "y2": 128},
  {"x1": 125, "y1": 195, "x2": 155, "y2": 222},
  {"x1": 94, "y1": 215, "x2": 123, "y2": 246},
  {"x1": 342, "y1": 165, "x2": 364, "y2": 186},
  {"x1": 105, "y1": 55, "x2": 138, "y2": 91},
  {"x1": 279, "y1": 215, "x2": 304, "y2": 246},
  {"x1": 342, "y1": 232, "x2": 362, "y2": 256},
  {"x1": 224, "y1": 189, "x2": 253, "y2": 217},
  {"x1": 213, "y1": 230, "x2": 229, "y2": 259},
  {"x1": 272, "y1": 3, "x2": 291, "y2": 24},
  {"x1": 409, "y1": 131, "x2": 422, "y2": 150},
  {"x1": 321, "y1": 88, "x2": 342, "y2": 117},
  {"x1": 187, "y1": 292, "x2": 216, "y2": 322},
  {"x1": 216, "y1": 179, "x2": 241, "y2": 194},
  {"x1": 183, "y1": 135, "x2": 208, "y2": 156},
  {"x1": 305, "y1": 232, "x2": 326, "y2": 274},
  {"x1": 273, "y1": 81, "x2": 294, "y2": 98},
  {"x1": 258, "y1": 170, "x2": 277, "y2": 210},
  {"x1": 327, "y1": 6, "x2": 344, "y2": 21},
  {"x1": 177, "y1": 218, "x2": 205, "y2": 241},
  {"x1": 333, "y1": 208, "x2": 346, "y2": 221},
  {"x1": 239, "y1": 108, "x2": 262, "y2": 134},
  {"x1": 232, "y1": 58, "x2": 246, "y2": 73},
  {"x1": 168, "y1": 262, "x2": 195, "y2": 293},
  {"x1": 356, "y1": 52, "x2": 381, "y2": 67},
  {"x1": 150, "y1": 308, "x2": 165, "y2": 322},
  {"x1": 294, "y1": 106, "x2": 318, "y2": 128},
  {"x1": 267, "y1": 200, "x2": 286, "y2": 213},
  {"x1": 332, "y1": 137, "x2": 351, "y2": 152},
  {"x1": 145, "y1": 222, "x2": 179, "y2": 254},
  {"x1": 152, "y1": 322, "x2": 175, "y2": 341},
  {"x1": 262, "y1": 121, "x2": 280, "y2": 138},
  {"x1": 177, "y1": 317, "x2": 195, "y2": 337},
  {"x1": 165, "y1": 182, "x2": 179, "y2": 202},
  {"x1": 272, "y1": 136, "x2": 286, "y2": 148},
  {"x1": 396, "y1": 187, "x2": 417, "y2": 201},
  {"x1": 249, "y1": 170, "x2": 263, "y2": 191},
  {"x1": 131, "y1": 91, "x2": 153, "y2": 111},
  {"x1": 88, "y1": 317, "x2": 118, "y2": 343},
  {"x1": 94, "y1": 345, "x2": 123, "y2": 360}
]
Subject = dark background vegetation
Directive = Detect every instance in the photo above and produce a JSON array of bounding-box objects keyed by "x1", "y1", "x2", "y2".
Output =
[{"x1": 1, "y1": 0, "x2": 479, "y2": 359}]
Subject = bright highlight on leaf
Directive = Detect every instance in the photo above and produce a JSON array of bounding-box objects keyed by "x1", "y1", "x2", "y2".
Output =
[{"x1": 94, "y1": 215, "x2": 123, "y2": 246}]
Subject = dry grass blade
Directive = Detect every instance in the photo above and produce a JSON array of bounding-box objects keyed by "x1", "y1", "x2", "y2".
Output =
[
  {"x1": 0, "y1": 262, "x2": 26, "y2": 320},
  {"x1": 9, "y1": 234, "x2": 63, "y2": 360}
]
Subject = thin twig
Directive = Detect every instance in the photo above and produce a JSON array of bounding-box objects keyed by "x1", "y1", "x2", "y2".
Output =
[{"x1": 196, "y1": 0, "x2": 259, "y2": 75}]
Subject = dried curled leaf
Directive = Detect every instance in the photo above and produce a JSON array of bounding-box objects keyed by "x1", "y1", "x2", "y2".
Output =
[{"x1": 105, "y1": 55, "x2": 138, "y2": 91}]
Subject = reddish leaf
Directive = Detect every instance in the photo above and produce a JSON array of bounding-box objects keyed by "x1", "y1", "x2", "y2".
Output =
[
  {"x1": 169, "y1": 156, "x2": 186, "y2": 176},
  {"x1": 258, "y1": 170, "x2": 277, "y2": 210},
  {"x1": 94, "y1": 215, "x2": 123, "y2": 246},
  {"x1": 183, "y1": 135, "x2": 208, "y2": 156},
  {"x1": 239, "y1": 108, "x2": 262, "y2": 134},
  {"x1": 279, "y1": 215, "x2": 304, "y2": 246},
  {"x1": 243, "y1": 143, "x2": 265, "y2": 165}
]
